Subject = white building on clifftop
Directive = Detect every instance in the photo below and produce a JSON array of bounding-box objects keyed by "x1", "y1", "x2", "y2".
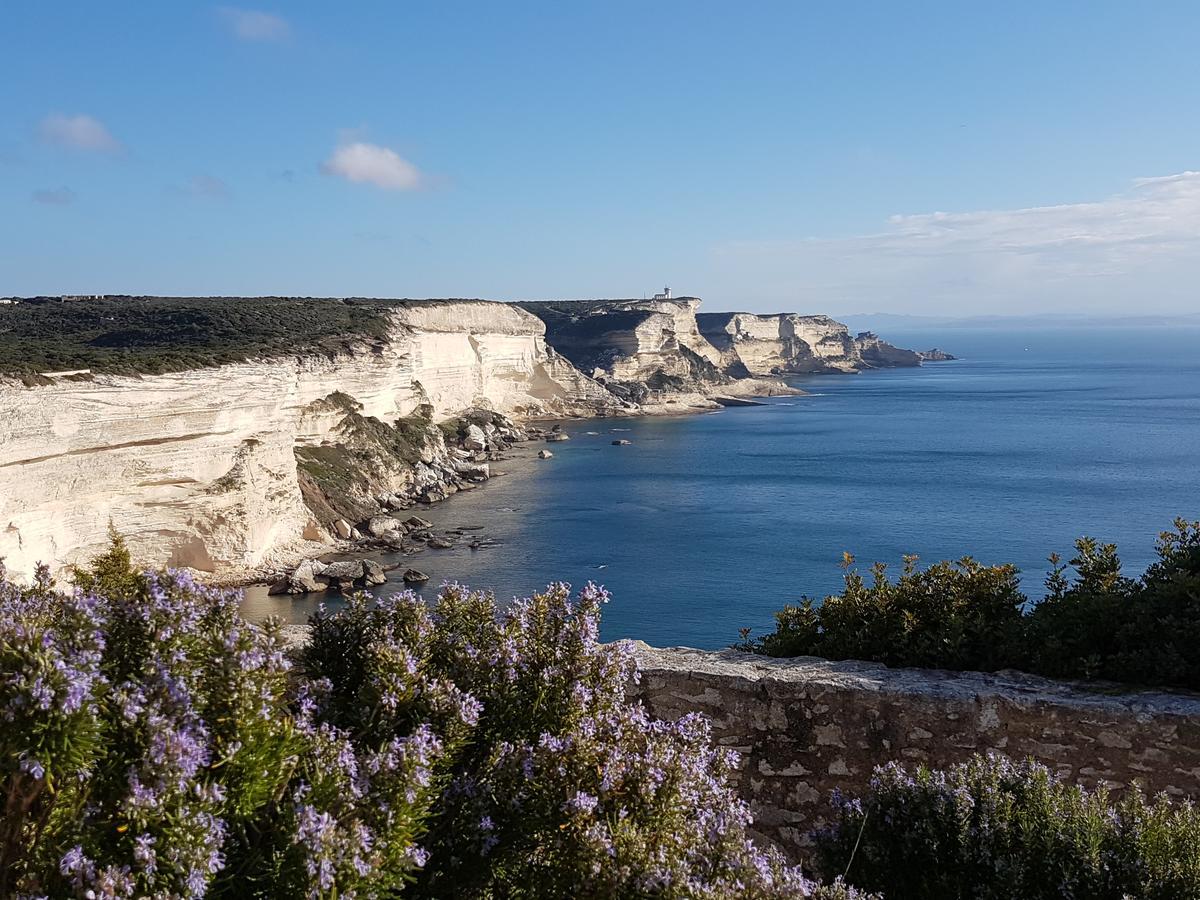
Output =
[{"x1": 652, "y1": 286, "x2": 672, "y2": 300}]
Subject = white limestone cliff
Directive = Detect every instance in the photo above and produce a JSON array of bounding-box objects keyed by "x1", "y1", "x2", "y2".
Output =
[
  {"x1": 696, "y1": 312, "x2": 922, "y2": 374},
  {"x1": 0, "y1": 301, "x2": 619, "y2": 579}
]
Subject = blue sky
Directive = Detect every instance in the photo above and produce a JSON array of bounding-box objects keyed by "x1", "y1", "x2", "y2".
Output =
[{"x1": 3, "y1": 1, "x2": 1199, "y2": 314}]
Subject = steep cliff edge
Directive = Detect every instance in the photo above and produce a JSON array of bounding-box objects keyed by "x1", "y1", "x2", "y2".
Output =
[
  {"x1": 0, "y1": 295, "x2": 929, "y2": 580},
  {"x1": 696, "y1": 312, "x2": 922, "y2": 374},
  {"x1": 0, "y1": 300, "x2": 622, "y2": 579},
  {"x1": 518, "y1": 300, "x2": 922, "y2": 405},
  {"x1": 516, "y1": 298, "x2": 794, "y2": 408}
]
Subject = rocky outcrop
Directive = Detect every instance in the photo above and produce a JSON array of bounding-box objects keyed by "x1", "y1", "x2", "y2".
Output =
[
  {"x1": 633, "y1": 645, "x2": 1200, "y2": 859},
  {"x1": 268, "y1": 556, "x2": 387, "y2": 594},
  {"x1": 0, "y1": 300, "x2": 624, "y2": 579},
  {"x1": 519, "y1": 301, "x2": 924, "y2": 408},
  {"x1": 517, "y1": 298, "x2": 732, "y2": 404},
  {"x1": 917, "y1": 348, "x2": 957, "y2": 361},
  {"x1": 696, "y1": 312, "x2": 922, "y2": 374}
]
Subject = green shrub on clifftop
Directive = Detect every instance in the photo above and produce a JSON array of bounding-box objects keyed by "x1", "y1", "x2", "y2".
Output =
[
  {"x1": 750, "y1": 519, "x2": 1200, "y2": 691},
  {"x1": 816, "y1": 754, "x2": 1200, "y2": 900}
]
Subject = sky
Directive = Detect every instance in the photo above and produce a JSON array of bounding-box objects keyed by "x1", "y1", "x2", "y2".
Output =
[{"x1": 3, "y1": 1, "x2": 1199, "y2": 315}]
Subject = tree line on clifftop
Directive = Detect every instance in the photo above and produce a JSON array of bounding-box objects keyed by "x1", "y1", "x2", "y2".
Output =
[{"x1": 744, "y1": 518, "x2": 1200, "y2": 691}]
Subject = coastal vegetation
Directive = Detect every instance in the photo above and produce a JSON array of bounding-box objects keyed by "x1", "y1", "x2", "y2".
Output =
[
  {"x1": 7, "y1": 535, "x2": 1200, "y2": 897},
  {"x1": 817, "y1": 754, "x2": 1200, "y2": 899},
  {"x1": 746, "y1": 518, "x2": 1200, "y2": 690},
  {"x1": 0, "y1": 295, "x2": 401, "y2": 378},
  {"x1": 0, "y1": 536, "x2": 861, "y2": 899}
]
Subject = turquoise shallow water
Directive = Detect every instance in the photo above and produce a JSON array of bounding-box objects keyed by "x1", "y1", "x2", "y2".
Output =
[{"x1": 241, "y1": 326, "x2": 1200, "y2": 650}]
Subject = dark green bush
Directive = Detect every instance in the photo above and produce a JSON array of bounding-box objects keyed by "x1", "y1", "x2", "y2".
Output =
[
  {"x1": 816, "y1": 754, "x2": 1200, "y2": 900},
  {"x1": 749, "y1": 519, "x2": 1200, "y2": 690},
  {"x1": 0, "y1": 295, "x2": 413, "y2": 377}
]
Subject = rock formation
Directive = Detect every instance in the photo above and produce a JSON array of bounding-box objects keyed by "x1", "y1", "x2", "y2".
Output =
[
  {"x1": 519, "y1": 300, "x2": 923, "y2": 408},
  {"x1": 696, "y1": 312, "x2": 922, "y2": 374},
  {"x1": 0, "y1": 300, "x2": 622, "y2": 579},
  {"x1": 917, "y1": 348, "x2": 957, "y2": 361},
  {"x1": 516, "y1": 298, "x2": 732, "y2": 406},
  {"x1": 0, "y1": 296, "x2": 929, "y2": 581}
]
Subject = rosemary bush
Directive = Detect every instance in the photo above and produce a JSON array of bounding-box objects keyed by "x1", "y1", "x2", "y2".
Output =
[
  {"x1": 1, "y1": 537, "x2": 862, "y2": 899},
  {"x1": 816, "y1": 754, "x2": 1200, "y2": 900}
]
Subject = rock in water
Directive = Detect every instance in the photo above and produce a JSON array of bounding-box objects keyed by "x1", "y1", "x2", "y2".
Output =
[
  {"x1": 538, "y1": 449, "x2": 554, "y2": 459},
  {"x1": 427, "y1": 535, "x2": 455, "y2": 549},
  {"x1": 362, "y1": 558, "x2": 387, "y2": 586},
  {"x1": 918, "y1": 348, "x2": 957, "y2": 361},
  {"x1": 403, "y1": 515, "x2": 433, "y2": 530},
  {"x1": 270, "y1": 558, "x2": 327, "y2": 595},
  {"x1": 402, "y1": 568, "x2": 430, "y2": 583},
  {"x1": 290, "y1": 559, "x2": 326, "y2": 594},
  {"x1": 545, "y1": 432, "x2": 570, "y2": 442},
  {"x1": 612, "y1": 439, "x2": 632, "y2": 446},
  {"x1": 321, "y1": 560, "x2": 365, "y2": 582}
]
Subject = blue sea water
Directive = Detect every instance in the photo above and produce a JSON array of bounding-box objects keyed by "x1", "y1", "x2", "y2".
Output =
[{"x1": 240, "y1": 327, "x2": 1200, "y2": 650}]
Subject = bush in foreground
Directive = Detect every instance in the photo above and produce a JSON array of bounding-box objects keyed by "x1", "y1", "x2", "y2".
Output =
[
  {"x1": 815, "y1": 753, "x2": 1200, "y2": 900},
  {"x1": 749, "y1": 518, "x2": 1200, "y2": 690},
  {"x1": 0, "y1": 537, "x2": 863, "y2": 898}
]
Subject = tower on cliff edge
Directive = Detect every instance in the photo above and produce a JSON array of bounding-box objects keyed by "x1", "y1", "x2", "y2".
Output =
[{"x1": 652, "y1": 286, "x2": 672, "y2": 300}]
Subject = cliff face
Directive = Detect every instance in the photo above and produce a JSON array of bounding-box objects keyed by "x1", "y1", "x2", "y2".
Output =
[
  {"x1": 696, "y1": 312, "x2": 922, "y2": 374},
  {"x1": 0, "y1": 301, "x2": 620, "y2": 578},
  {"x1": 0, "y1": 295, "x2": 927, "y2": 580},
  {"x1": 519, "y1": 300, "x2": 923, "y2": 405}
]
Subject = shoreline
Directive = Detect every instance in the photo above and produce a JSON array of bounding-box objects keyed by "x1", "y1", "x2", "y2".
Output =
[{"x1": 212, "y1": 378, "x2": 807, "y2": 594}]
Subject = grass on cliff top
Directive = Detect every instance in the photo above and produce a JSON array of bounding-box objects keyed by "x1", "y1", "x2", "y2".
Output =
[{"x1": 0, "y1": 295, "x2": 488, "y2": 379}]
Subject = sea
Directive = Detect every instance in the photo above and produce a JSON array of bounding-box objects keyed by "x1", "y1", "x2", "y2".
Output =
[{"x1": 240, "y1": 326, "x2": 1200, "y2": 650}]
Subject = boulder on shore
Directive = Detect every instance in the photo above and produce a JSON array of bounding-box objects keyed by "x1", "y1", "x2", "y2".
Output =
[
  {"x1": 462, "y1": 423, "x2": 488, "y2": 451},
  {"x1": 366, "y1": 515, "x2": 400, "y2": 537},
  {"x1": 332, "y1": 518, "x2": 354, "y2": 539},
  {"x1": 404, "y1": 515, "x2": 434, "y2": 530},
  {"x1": 402, "y1": 568, "x2": 430, "y2": 583}
]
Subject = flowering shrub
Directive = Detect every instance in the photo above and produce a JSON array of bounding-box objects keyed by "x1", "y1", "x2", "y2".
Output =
[
  {"x1": 816, "y1": 753, "x2": 1200, "y2": 900},
  {"x1": 2, "y1": 536, "x2": 864, "y2": 898},
  {"x1": 749, "y1": 519, "x2": 1200, "y2": 690}
]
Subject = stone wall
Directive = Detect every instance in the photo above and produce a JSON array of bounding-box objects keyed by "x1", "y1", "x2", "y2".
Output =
[{"x1": 633, "y1": 645, "x2": 1200, "y2": 859}]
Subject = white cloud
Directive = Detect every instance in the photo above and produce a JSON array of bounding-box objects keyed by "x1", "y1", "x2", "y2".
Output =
[
  {"x1": 321, "y1": 141, "x2": 422, "y2": 191},
  {"x1": 38, "y1": 114, "x2": 121, "y2": 152},
  {"x1": 32, "y1": 187, "x2": 77, "y2": 206},
  {"x1": 218, "y1": 7, "x2": 290, "y2": 41},
  {"x1": 711, "y1": 172, "x2": 1200, "y2": 315}
]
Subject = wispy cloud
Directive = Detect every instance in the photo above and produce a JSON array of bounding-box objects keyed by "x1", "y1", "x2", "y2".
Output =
[
  {"x1": 189, "y1": 174, "x2": 231, "y2": 199},
  {"x1": 38, "y1": 114, "x2": 121, "y2": 153},
  {"x1": 218, "y1": 7, "x2": 290, "y2": 41},
  {"x1": 32, "y1": 187, "x2": 77, "y2": 206},
  {"x1": 712, "y1": 172, "x2": 1200, "y2": 315},
  {"x1": 321, "y1": 140, "x2": 423, "y2": 191}
]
